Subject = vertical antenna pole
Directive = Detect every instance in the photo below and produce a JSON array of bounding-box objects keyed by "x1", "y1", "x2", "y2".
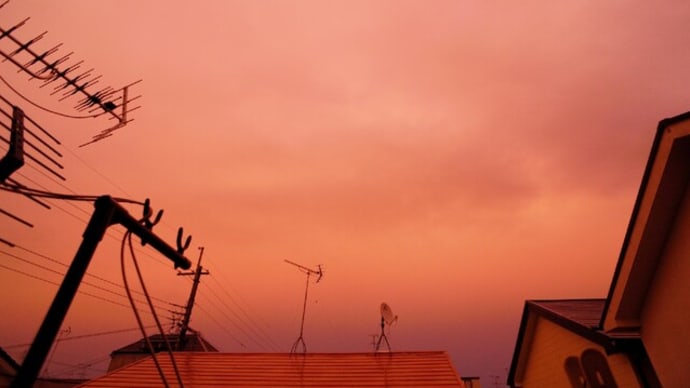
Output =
[
  {"x1": 285, "y1": 260, "x2": 323, "y2": 353},
  {"x1": 298, "y1": 272, "x2": 311, "y2": 339}
]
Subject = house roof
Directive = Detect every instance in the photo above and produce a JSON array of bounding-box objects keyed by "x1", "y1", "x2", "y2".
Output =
[
  {"x1": 111, "y1": 333, "x2": 218, "y2": 355},
  {"x1": 506, "y1": 112, "x2": 690, "y2": 387},
  {"x1": 82, "y1": 351, "x2": 464, "y2": 387},
  {"x1": 601, "y1": 110, "x2": 690, "y2": 330},
  {"x1": 507, "y1": 299, "x2": 639, "y2": 386},
  {"x1": 531, "y1": 299, "x2": 604, "y2": 329}
]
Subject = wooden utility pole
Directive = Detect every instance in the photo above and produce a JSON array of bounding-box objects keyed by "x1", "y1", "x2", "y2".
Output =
[{"x1": 176, "y1": 246, "x2": 209, "y2": 350}]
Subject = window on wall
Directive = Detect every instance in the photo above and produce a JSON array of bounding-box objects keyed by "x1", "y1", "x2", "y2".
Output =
[{"x1": 564, "y1": 349, "x2": 618, "y2": 388}]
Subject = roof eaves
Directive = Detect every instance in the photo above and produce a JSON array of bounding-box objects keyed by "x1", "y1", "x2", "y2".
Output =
[
  {"x1": 527, "y1": 299, "x2": 624, "y2": 351},
  {"x1": 600, "y1": 110, "x2": 690, "y2": 328},
  {"x1": 509, "y1": 298, "x2": 639, "y2": 386},
  {"x1": 507, "y1": 301, "x2": 532, "y2": 387}
]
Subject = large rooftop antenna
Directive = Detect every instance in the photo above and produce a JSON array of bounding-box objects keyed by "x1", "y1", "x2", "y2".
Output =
[
  {"x1": 0, "y1": 95, "x2": 63, "y2": 242},
  {"x1": 0, "y1": 1, "x2": 141, "y2": 146},
  {"x1": 284, "y1": 259, "x2": 323, "y2": 354},
  {"x1": 375, "y1": 302, "x2": 398, "y2": 352}
]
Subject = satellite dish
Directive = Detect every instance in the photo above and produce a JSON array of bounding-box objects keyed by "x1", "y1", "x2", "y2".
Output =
[
  {"x1": 375, "y1": 302, "x2": 398, "y2": 352},
  {"x1": 380, "y1": 302, "x2": 398, "y2": 326}
]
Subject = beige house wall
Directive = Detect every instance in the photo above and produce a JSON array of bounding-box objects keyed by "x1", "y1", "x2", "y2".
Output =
[
  {"x1": 519, "y1": 317, "x2": 640, "y2": 387},
  {"x1": 641, "y1": 180, "x2": 690, "y2": 387}
]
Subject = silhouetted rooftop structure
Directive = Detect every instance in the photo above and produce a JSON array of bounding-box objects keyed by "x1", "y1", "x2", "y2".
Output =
[{"x1": 107, "y1": 333, "x2": 217, "y2": 372}]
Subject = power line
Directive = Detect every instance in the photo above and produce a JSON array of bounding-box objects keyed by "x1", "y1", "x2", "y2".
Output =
[
  {"x1": 192, "y1": 290, "x2": 269, "y2": 352},
  {"x1": 61, "y1": 144, "x2": 132, "y2": 197},
  {"x1": 196, "y1": 253, "x2": 279, "y2": 348},
  {"x1": 201, "y1": 280, "x2": 278, "y2": 352},
  {"x1": 42, "y1": 355, "x2": 111, "y2": 379},
  {"x1": 0, "y1": 253, "x2": 172, "y2": 315},
  {"x1": 3, "y1": 100, "x2": 279, "y2": 357},
  {"x1": 0, "y1": 248, "x2": 171, "y2": 312},
  {"x1": 192, "y1": 302, "x2": 247, "y2": 350},
  {"x1": 206, "y1": 271, "x2": 279, "y2": 350},
  {"x1": 13, "y1": 243, "x2": 174, "y2": 307},
  {"x1": 0, "y1": 262, "x2": 133, "y2": 310},
  {"x1": 4, "y1": 326, "x2": 154, "y2": 349}
]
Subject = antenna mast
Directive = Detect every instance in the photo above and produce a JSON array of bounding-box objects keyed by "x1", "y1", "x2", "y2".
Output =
[{"x1": 284, "y1": 259, "x2": 323, "y2": 353}]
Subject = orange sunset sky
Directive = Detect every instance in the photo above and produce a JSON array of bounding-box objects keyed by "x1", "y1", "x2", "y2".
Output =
[{"x1": 2, "y1": 0, "x2": 690, "y2": 384}]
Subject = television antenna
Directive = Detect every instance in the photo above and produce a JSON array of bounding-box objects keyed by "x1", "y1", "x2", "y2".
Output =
[
  {"x1": 1, "y1": 94, "x2": 64, "y2": 243},
  {"x1": 0, "y1": 1, "x2": 142, "y2": 146},
  {"x1": 375, "y1": 302, "x2": 398, "y2": 352},
  {"x1": 284, "y1": 259, "x2": 323, "y2": 353}
]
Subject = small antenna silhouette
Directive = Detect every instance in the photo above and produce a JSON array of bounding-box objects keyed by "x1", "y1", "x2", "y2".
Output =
[
  {"x1": 285, "y1": 259, "x2": 323, "y2": 353},
  {"x1": 375, "y1": 302, "x2": 397, "y2": 352}
]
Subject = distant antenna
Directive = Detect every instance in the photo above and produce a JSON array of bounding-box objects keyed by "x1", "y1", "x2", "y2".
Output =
[
  {"x1": 375, "y1": 302, "x2": 397, "y2": 352},
  {"x1": 285, "y1": 259, "x2": 323, "y2": 353}
]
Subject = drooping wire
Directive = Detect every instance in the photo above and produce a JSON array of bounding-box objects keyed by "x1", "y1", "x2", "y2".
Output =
[
  {"x1": 0, "y1": 74, "x2": 105, "y2": 120},
  {"x1": 127, "y1": 233, "x2": 184, "y2": 388},
  {"x1": 121, "y1": 231, "x2": 185, "y2": 388},
  {"x1": 4, "y1": 170, "x2": 176, "y2": 271},
  {"x1": 126, "y1": 232, "x2": 184, "y2": 387},
  {"x1": 0, "y1": 179, "x2": 143, "y2": 204},
  {"x1": 120, "y1": 230, "x2": 170, "y2": 388}
]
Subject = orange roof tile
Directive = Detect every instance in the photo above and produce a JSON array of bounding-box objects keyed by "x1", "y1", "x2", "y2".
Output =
[{"x1": 81, "y1": 351, "x2": 464, "y2": 387}]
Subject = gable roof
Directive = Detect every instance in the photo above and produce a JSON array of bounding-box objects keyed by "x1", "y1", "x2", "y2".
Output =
[
  {"x1": 507, "y1": 299, "x2": 639, "y2": 386},
  {"x1": 532, "y1": 299, "x2": 604, "y2": 329},
  {"x1": 601, "y1": 110, "x2": 690, "y2": 331},
  {"x1": 82, "y1": 351, "x2": 464, "y2": 387}
]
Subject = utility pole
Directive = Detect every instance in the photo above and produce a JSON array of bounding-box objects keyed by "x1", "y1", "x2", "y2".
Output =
[
  {"x1": 11, "y1": 196, "x2": 191, "y2": 388},
  {"x1": 176, "y1": 246, "x2": 209, "y2": 350}
]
